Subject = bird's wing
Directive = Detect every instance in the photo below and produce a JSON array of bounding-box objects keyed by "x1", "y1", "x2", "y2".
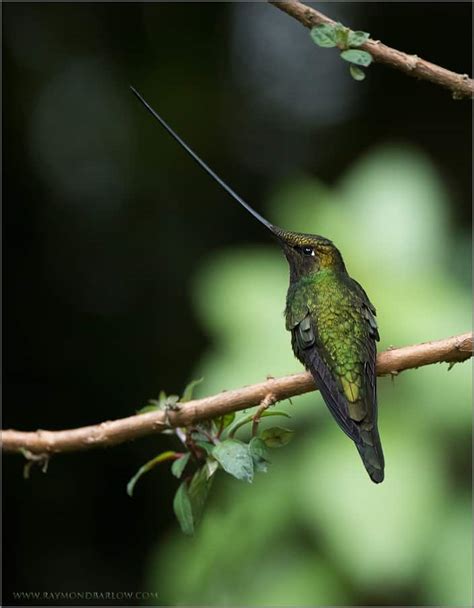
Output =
[
  {"x1": 343, "y1": 276, "x2": 379, "y2": 424},
  {"x1": 292, "y1": 313, "x2": 362, "y2": 442},
  {"x1": 347, "y1": 277, "x2": 380, "y2": 341}
]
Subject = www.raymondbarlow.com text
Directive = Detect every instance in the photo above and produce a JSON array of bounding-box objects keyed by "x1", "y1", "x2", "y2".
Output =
[{"x1": 12, "y1": 591, "x2": 159, "y2": 601}]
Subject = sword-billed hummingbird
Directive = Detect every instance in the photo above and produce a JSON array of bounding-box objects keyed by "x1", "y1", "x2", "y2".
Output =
[{"x1": 131, "y1": 87, "x2": 385, "y2": 483}]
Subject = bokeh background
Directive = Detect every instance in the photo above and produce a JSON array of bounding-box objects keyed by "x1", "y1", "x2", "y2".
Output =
[{"x1": 3, "y1": 2, "x2": 472, "y2": 606}]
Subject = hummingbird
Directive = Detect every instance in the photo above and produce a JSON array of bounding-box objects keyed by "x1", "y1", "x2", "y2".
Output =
[{"x1": 131, "y1": 87, "x2": 385, "y2": 483}]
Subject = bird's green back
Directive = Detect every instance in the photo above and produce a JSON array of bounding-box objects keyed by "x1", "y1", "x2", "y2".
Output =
[{"x1": 286, "y1": 269, "x2": 374, "y2": 422}]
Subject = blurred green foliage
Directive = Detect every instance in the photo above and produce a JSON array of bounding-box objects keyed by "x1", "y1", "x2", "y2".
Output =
[{"x1": 153, "y1": 145, "x2": 471, "y2": 604}]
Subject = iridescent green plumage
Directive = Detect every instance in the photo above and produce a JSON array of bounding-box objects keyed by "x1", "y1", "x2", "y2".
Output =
[
  {"x1": 132, "y1": 88, "x2": 385, "y2": 483},
  {"x1": 281, "y1": 231, "x2": 384, "y2": 483}
]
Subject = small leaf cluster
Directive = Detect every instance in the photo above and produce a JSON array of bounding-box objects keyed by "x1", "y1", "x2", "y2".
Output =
[
  {"x1": 310, "y1": 22, "x2": 373, "y2": 81},
  {"x1": 127, "y1": 379, "x2": 294, "y2": 535},
  {"x1": 136, "y1": 377, "x2": 204, "y2": 415}
]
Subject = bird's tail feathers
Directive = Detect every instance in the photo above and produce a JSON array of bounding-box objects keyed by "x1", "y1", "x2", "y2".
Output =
[{"x1": 356, "y1": 427, "x2": 385, "y2": 484}]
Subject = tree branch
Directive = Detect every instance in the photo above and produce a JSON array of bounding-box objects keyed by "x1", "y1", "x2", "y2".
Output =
[
  {"x1": 269, "y1": 0, "x2": 473, "y2": 99},
  {"x1": 2, "y1": 332, "x2": 472, "y2": 455}
]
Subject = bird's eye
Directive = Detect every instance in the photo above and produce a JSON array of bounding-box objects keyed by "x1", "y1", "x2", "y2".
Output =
[{"x1": 302, "y1": 246, "x2": 314, "y2": 256}]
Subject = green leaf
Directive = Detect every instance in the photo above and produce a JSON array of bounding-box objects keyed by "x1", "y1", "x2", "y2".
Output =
[
  {"x1": 215, "y1": 412, "x2": 236, "y2": 433},
  {"x1": 226, "y1": 410, "x2": 290, "y2": 438},
  {"x1": 164, "y1": 395, "x2": 180, "y2": 408},
  {"x1": 261, "y1": 410, "x2": 291, "y2": 420},
  {"x1": 173, "y1": 467, "x2": 214, "y2": 535},
  {"x1": 260, "y1": 427, "x2": 295, "y2": 448},
  {"x1": 195, "y1": 441, "x2": 215, "y2": 456},
  {"x1": 141, "y1": 392, "x2": 180, "y2": 412},
  {"x1": 181, "y1": 377, "x2": 204, "y2": 403},
  {"x1": 171, "y1": 453, "x2": 190, "y2": 479},
  {"x1": 226, "y1": 413, "x2": 254, "y2": 437},
  {"x1": 205, "y1": 459, "x2": 219, "y2": 479},
  {"x1": 349, "y1": 65, "x2": 366, "y2": 81},
  {"x1": 135, "y1": 404, "x2": 160, "y2": 415},
  {"x1": 188, "y1": 466, "x2": 214, "y2": 527},
  {"x1": 340, "y1": 49, "x2": 373, "y2": 67},
  {"x1": 173, "y1": 481, "x2": 194, "y2": 535},
  {"x1": 334, "y1": 23, "x2": 350, "y2": 49},
  {"x1": 212, "y1": 439, "x2": 254, "y2": 483},
  {"x1": 348, "y1": 30, "x2": 370, "y2": 47},
  {"x1": 249, "y1": 437, "x2": 270, "y2": 461},
  {"x1": 249, "y1": 437, "x2": 270, "y2": 473},
  {"x1": 310, "y1": 24, "x2": 337, "y2": 48},
  {"x1": 190, "y1": 430, "x2": 210, "y2": 443},
  {"x1": 127, "y1": 451, "x2": 177, "y2": 497}
]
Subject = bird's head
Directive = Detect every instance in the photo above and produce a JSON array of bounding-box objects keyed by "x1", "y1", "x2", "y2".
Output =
[{"x1": 273, "y1": 229, "x2": 346, "y2": 282}]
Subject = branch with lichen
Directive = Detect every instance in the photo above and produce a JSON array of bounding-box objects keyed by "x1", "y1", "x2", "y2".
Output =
[
  {"x1": 269, "y1": 0, "x2": 473, "y2": 99},
  {"x1": 2, "y1": 332, "x2": 472, "y2": 456}
]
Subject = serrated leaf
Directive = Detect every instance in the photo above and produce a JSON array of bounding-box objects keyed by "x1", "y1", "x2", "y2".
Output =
[
  {"x1": 350, "y1": 65, "x2": 366, "y2": 81},
  {"x1": 260, "y1": 427, "x2": 295, "y2": 448},
  {"x1": 171, "y1": 453, "x2": 190, "y2": 479},
  {"x1": 181, "y1": 377, "x2": 203, "y2": 403},
  {"x1": 310, "y1": 24, "x2": 337, "y2": 48},
  {"x1": 173, "y1": 481, "x2": 194, "y2": 535},
  {"x1": 340, "y1": 49, "x2": 373, "y2": 67},
  {"x1": 348, "y1": 30, "x2": 370, "y2": 47},
  {"x1": 127, "y1": 451, "x2": 177, "y2": 497},
  {"x1": 188, "y1": 466, "x2": 214, "y2": 527},
  {"x1": 212, "y1": 439, "x2": 254, "y2": 482},
  {"x1": 249, "y1": 437, "x2": 270, "y2": 473}
]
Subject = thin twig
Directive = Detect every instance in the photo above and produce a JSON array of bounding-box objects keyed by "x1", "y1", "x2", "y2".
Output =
[
  {"x1": 269, "y1": 0, "x2": 473, "y2": 99},
  {"x1": 252, "y1": 393, "x2": 277, "y2": 437},
  {"x1": 1, "y1": 332, "x2": 471, "y2": 455}
]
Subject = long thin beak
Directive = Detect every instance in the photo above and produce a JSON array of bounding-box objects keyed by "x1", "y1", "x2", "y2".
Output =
[{"x1": 130, "y1": 86, "x2": 278, "y2": 235}]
